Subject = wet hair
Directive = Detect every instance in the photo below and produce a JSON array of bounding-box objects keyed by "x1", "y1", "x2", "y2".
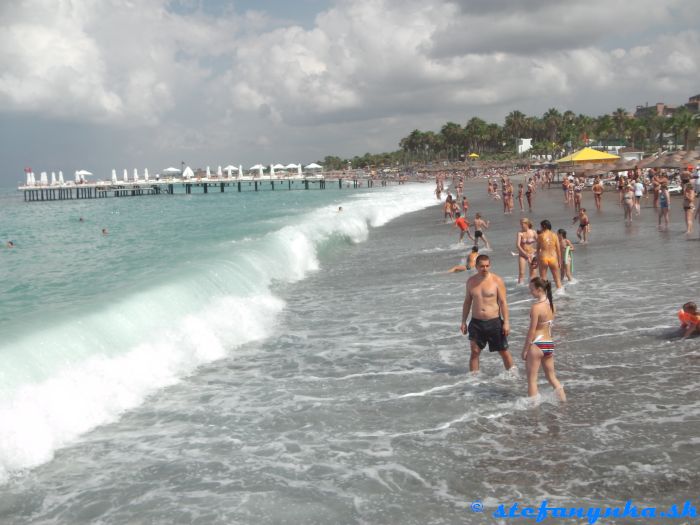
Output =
[
  {"x1": 580, "y1": 208, "x2": 586, "y2": 213},
  {"x1": 531, "y1": 277, "x2": 554, "y2": 312},
  {"x1": 557, "y1": 229, "x2": 567, "y2": 238},
  {"x1": 683, "y1": 301, "x2": 697, "y2": 313},
  {"x1": 471, "y1": 246, "x2": 479, "y2": 253},
  {"x1": 455, "y1": 211, "x2": 461, "y2": 217},
  {"x1": 475, "y1": 254, "x2": 490, "y2": 266},
  {"x1": 475, "y1": 213, "x2": 481, "y2": 219},
  {"x1": 540, "y1": 219, "x2": 552, "y2": 231}
]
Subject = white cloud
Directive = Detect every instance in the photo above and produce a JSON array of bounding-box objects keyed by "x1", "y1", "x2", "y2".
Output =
[{"x1": 0, "y1": 0, "x2": 698, "y2": 176}]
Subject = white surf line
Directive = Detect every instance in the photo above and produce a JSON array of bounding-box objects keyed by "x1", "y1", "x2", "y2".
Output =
[
  {"x1": 304, "y1": 369, "x2": 432, "y2": 382},
  {"x1": 393, "y1": 379, "x2": 472, "y2": 399},
  {"x1": 566, "y1": 324, "x2": 675, "y2": 343}
]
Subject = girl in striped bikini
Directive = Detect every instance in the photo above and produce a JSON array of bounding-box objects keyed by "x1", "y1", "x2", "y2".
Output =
[{"x1": 521, "y1": 277, "x2": 566, "y2": 401}]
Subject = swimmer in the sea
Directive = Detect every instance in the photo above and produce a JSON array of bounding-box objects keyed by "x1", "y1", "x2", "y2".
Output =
[{"x1": 448, "y1": 246, "x2": 479, "y2": 273}]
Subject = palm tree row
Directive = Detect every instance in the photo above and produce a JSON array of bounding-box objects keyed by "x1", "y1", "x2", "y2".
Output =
[{"x1": 397, "y1": 107, "x2": 700, "y2": 163}]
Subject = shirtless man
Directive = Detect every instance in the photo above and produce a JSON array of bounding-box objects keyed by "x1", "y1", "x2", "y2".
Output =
[
  {"x1": 460, "y1": 254, "x2": 514, "y2": 373},
  {"x1": 537, "y1": 220, "x2": 562, "y2": 289},
  {"x1": 473, "y1": 213, "x2": 491, "y2": 250}
]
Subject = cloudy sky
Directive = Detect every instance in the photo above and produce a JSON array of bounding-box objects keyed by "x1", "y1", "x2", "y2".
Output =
[{"x1": 1, "y1": 0, "x2": 699, "y2": 185}]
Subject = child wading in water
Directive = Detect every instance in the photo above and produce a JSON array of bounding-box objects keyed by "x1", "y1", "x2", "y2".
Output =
[
  {"x1": 557, "y1": 229, "x2": 574, "y2": 283},
  {"x1": 522, "y1": 277, "x2": 566, "y2": 401}
]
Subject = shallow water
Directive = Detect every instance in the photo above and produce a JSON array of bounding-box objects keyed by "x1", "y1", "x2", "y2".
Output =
[{"x1": 1, "y1": 181, "x2": 698, "y2": 524}]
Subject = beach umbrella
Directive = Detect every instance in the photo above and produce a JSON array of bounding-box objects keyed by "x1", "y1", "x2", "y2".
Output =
[
  {"x1": 30, "y1": 172, "x2": 36, "y2": 186},
  {"x1": 270, "y1": 164, "x2": 275, "y2": 177},
  {"x1": 58, "y1": 171, "x2": 64, "y2": 184},
  {"x1": 285, "y1": 163, "x2": 297, "y2": 170},
  {"x1": 217, "y1": 165, "x2": 223, "y2": 177},
  {"x1": 162, "y1": 167, "x2": 181, "y2": 175},
  {"x1": 50, "y1": 171, "x2": 56, "y2": 185},
  {"x1": 297, "y1": 163, "x2": 303, "y2": 177},
  {"x1": 144, "y1": 168, "x2": 149, "y2": 181},
  {"x1": 26, "y1": 172, "x2": 31, "y2": 186},
  {"x1": 133, "y1": 168, "x2": 139, "y2": 182},
  {"x1": 74, "y1": 171, "x2": 80, "y2": 183},
  {"x1": 76, "y1": 169, "x2": 93, "y2": 176},
  {"x1": 183, "y1": 166, "x2": 194, "y2": 179},
  {"x1": 468, "y1": 153, "x2": 480, "y2": 159},
  {"x1": 123, "y1": 169, "x2": 129, "y2": 182},
  {"x1": 206, "y1": 166, "x2": 211, "y2": 178},
  {"x1": 273, "y1": 163, "x2": 285, "y2": 170},
  {"x1": 304, "y1": 162, "x2": 322, "y2": 170},
  {"x1": 111, "y1": 169, "x2": 118, "y2": 184},
  {"x1": 223, "y1": 165, "x2": 237, "y2": 177}
]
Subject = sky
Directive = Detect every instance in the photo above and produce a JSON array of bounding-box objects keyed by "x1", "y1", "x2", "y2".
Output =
[{"x1": 1, "y1": 0, "x2": 699, "y2": 185}]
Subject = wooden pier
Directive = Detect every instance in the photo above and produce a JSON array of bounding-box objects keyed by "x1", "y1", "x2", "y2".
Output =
[{"x1": 19, "y1": 177, "x2": 398, "y2": 202}]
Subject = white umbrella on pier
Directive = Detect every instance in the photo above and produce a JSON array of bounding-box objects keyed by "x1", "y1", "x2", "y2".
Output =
[
  {"x1": 224, "y1": 165, "x2": 237, "y2": 177},
  {"x1": 217, "y1": 165, "x2": 223, "y2": 178},
  {"x1": 250, "y1": 164, "x2": 265, "y2": 178},
  {"x1": 239, "y1": 165, "x2": 243, "y2": 179},
  {"x1": 133, "y1": 168, "x2": 139, "y2": 182},
  {"x1": 74, "y1": 171, "x2": 80, "y2": 183},
  {"x1": 76, "y1": 169, "x2": 93, "y2": 176},
  {"x1": 50, "y1": 171, "x2": 56, "y2": 186},
  {"x1": 111, "y1": 169, "x2": 118, "y2": 184},
  {"x1": 297, "y1": 164, "x2": 303, "y2": 177},
  {"x1": 270, "y1": 164, "x2": 275, "y2": 177},
  {"x1": 58, "y1": 171, "x2": 64, "y2": 185},
  {"x1": 162, "y1": 167, "x2": 181, "y2": 176},
  {"x1": 183, "y1": 166, "x2": 194, "y2": 179},
  {"x1": 273, "y1": 163, "x2": 285, "y2": 170},
  {"x1": 31, "y1": 172, "x2": 36, "y2": 186},
  {"x1": 26, "y1": 172, "x2": 31, "y2": 186},
  {"x1": 40, "y1": 172, "x2": 48, "y2": 186},
  {"x1": 144, "y1": 168, "x2": 149, "y2": 181},
  {"x1": 285, "y1": 163, "x2": 297, "y2": 170},
  {"x1": 123, "y1": 169, "x2": 129, "y2": 182},
  {"x1": 206, "y1": 166, "x2": 211, "y2": 179},
  {"x1": 304, "y1": 163, "x2": 322, "y2": 170}
]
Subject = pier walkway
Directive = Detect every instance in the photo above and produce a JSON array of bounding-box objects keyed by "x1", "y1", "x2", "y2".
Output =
[{"x1": 19, "y1": 176, "x2": 399, "y2": 202}]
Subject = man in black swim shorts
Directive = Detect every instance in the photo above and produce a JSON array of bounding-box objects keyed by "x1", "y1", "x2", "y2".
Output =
[{"x1": 460, "y1": 254, "x2": 514, "y2": 373}]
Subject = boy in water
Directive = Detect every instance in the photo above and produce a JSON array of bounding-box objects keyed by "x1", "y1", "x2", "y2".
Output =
[
  {"x1": 448, "y1": 246, "x2": 479, "y2": 273},
  {"x1": 572, "y1": 208, "x2": 590, "y2": 244},
  {"x1": 679, "y1": 302, "x2": 700, "y2": 339},
  {"x1": 453, "y1": 212, "x2": 473, "y2": 244},
  {"x1": 473, "y1": 213, "x2": 491, "y2": 250},
  {"x1": 557, "y1": 229, "x2": 574, "y2": 282}
]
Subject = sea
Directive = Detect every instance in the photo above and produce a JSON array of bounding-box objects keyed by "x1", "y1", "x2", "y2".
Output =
[{"x1": 0, "y1": 179, "x2": 698, "y2": 524}]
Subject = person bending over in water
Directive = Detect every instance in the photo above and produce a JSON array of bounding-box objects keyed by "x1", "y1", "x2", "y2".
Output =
[
  {"x1": 473, "y1": 213, "x2": 491, "y2": 250},
  {"x1": 522, "y1": 277, "x2": 566, "y2": 401},
  {"x1": 448, "y1": 246, "x2": 479, "y2": 273},
  {"x1": 537, "y1": 220, "x2": 562, "y2": 289},
  {"x1": 557, "y1": 229, "x2": 574, "y2": 283},
  {"x1": 460, "y1": 254, "x2": 514, "y2": 373},
  {"x1": 678, "y1": 302, "x2": 700, "y2": 339}
]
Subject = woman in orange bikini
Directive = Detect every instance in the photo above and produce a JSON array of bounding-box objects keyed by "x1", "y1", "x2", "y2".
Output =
[{"x1": 536, "y1": 220, "x2": 562, "y2": 289}]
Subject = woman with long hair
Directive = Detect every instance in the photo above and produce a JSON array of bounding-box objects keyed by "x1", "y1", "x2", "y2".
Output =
[
  {"x1": 521, "y1": 277, "x2": 566, "y2": 401},
  {"x1": 516, "y1": 218, "x2": 537, "y2": 284}
]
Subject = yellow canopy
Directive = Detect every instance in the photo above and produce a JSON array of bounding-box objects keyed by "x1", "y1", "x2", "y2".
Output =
[
  {"x1": 468, "y1": 153, "x2": 479, "y2": 158},
  {"x1": 556, "y1": 147, "x2": 619, "y2": 163}
]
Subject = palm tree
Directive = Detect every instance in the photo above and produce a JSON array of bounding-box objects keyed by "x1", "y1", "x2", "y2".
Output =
[
  {"x1": 504, "y1": 110, "x2": 527, "y2": 147},
  {"x1": 652, "y1": 115, "x2": 672, "y2": 150},
  {"x1": 464, "y1": 117, "x2": 487, "y2": 154},
  {"x1": 440, "y1": 122, "x2": 465, "y2": 161},
  {"x1": 542, "y1": 108, "x2": 563, "y2": 143},
  {"x1": 671, "y1": 107, "x2": 698, "y2": 150},
  {"x1": 612, "y1": 107, "x2": 628, "y2": 141}
]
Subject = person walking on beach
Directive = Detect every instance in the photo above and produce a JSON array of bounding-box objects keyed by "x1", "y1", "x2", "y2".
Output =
[
  {"x1": 592, "y1": 177, "x2": 603, "y2": 211},
  {"x1": 516, "y1": 218, "x2": 537, "y2": 284},
  {"x1": 622, "y1": 184, "x2": 635, "y2": 225},
  {"x1": 658, "y1": 183, "x2": 671, "y2": 231},
  {"x1": 460, "y1": 254, "x2": 514, "y2": 373},
  {"x1": 634, "y1": 178, "x2": 645, "y2": 215},
  {"x1": 537, "y1": 220, "x2": 562, "y2": 289},
  {"x1": 573, "y1": 178, "x2": 584, "y2": 212},
  {"x1": 473, "y1": 213, "x2": 491, "y2": 250},
  {"x1": 683, "y1": 183, "x2": 695, "y2": 235},
  {"x1": 526, "y1": 178, "x2": 535, "y2": 212},
  {"x1": 521, "y1": 277, "x2": 566, "y2": 401},
  {"x1": 517, "y1": 183, "x2": 525, "y2": 212}
]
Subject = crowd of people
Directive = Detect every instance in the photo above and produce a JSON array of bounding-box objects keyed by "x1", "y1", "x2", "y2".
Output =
[{"x1": 435, "y1": 163, "x2": 700, "y2": 402}]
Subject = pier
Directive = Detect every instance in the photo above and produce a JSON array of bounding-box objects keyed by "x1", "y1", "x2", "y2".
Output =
[{"x1": 19, "y1": 176, "x2": 398, "y2": 202}]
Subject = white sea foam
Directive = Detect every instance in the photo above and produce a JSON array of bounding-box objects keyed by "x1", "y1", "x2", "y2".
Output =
[{"x1": 0, "y1": 184, "x2": 436, "y2": 482}]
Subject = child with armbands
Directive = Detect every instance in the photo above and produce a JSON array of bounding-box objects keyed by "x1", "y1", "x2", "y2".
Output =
[{"x1": 678, "y1": 302, "x2": 700, "y2": 339}]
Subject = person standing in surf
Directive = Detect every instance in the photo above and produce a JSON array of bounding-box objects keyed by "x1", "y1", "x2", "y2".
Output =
[
  {"x1": 592, "y1": 176, "x2": 603, "y2": 211},
  {"x1": 521, "y1": 277, "x2": 566, "y2": 401},
  {"x1": 460, "y1": 254, "x2": 514, "y2": 373},
  {"x1": 516, "y1": 218, "x2": 537, "y2": 285},
  {"x1": 537, "y1": 220, "x2": 562, "y2": 289},
  {"x1": 473, "y1": 213, "x2": 492, "y2": 250}
]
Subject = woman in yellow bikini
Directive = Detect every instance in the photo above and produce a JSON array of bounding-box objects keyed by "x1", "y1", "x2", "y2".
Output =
[
  {"x1": 522, "y1": 277, "x2": 566, "y2": 400},
  {"x1": 536, "y1": 220, "x2": 562, "y2": 289}
]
